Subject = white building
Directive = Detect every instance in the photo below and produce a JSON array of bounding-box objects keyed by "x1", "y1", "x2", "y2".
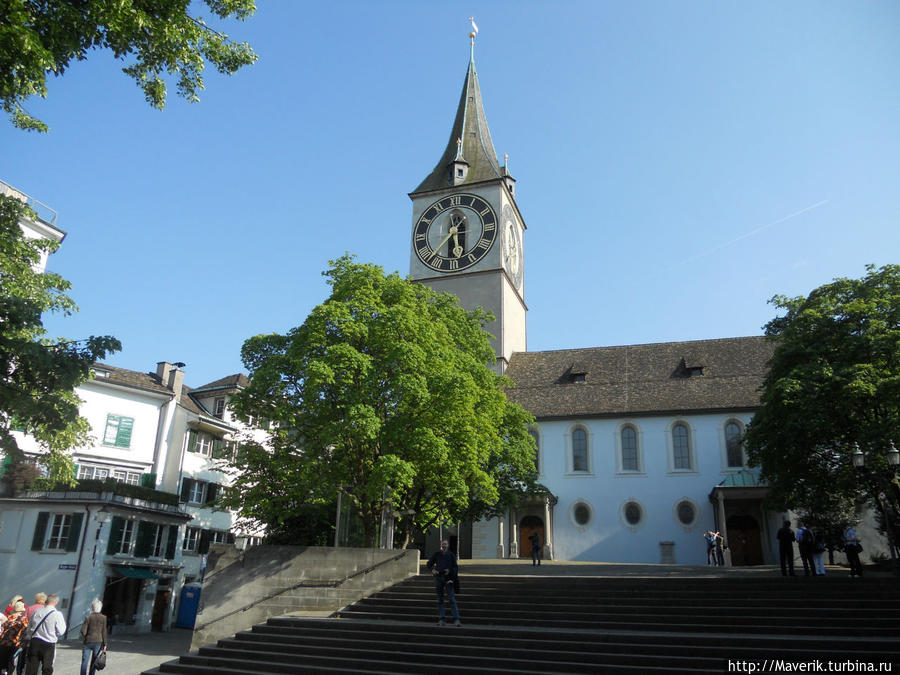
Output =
[{"x1": 0, "y1": 359, "x2": 265, "y2": 635}]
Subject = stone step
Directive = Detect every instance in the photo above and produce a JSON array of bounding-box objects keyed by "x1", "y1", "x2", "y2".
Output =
[
  {"x1": 142, "y1": 573, "x2": 900, "y2": 675},
  {"x1": 243, "y1": 619, "x2": 899, "y2": 660}
]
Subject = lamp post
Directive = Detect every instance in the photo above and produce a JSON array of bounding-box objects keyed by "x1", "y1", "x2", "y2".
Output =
[{"x1": 851, "y1": 442, "x2": 900, "y2": 576}]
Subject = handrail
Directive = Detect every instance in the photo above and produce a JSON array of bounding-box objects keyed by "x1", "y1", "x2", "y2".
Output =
[{"x1": 193, "y1": 549, "x2": 413, "y2": 632}]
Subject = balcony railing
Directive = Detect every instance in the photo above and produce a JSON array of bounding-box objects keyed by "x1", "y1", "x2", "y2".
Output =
[{"x1": 0, "y1": 179, "x2": 59, "y2": 226}]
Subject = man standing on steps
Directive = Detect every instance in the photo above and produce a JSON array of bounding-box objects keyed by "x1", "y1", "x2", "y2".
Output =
[
  {"x1": 777, "y1": 520, "x2": 797, "y2": 577},
  {"x1": 427, "y1": 540, "x2": 461, "y2": 626}
]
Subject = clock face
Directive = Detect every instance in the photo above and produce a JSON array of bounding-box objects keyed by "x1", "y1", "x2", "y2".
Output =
[
  {"x1": 413, "y1": 194, "x2": 497, "y2": 273},
  {"x1": 502, "y1": 204, "x2": 522, "y2": 290}
]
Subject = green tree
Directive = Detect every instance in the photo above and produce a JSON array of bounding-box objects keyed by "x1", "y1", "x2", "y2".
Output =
[
  {"x1": 2, "y1": 0, "x2": 257, "y2": 132},
  {"x1": 222, "y1": 255, "x2": 539, "y2": 548},
  {"x1": 1, "y1": 196, "x2": 120, "y2": 486},
  {"x1": 745, "y1": 264, "x2": 900, "y2": 543}
]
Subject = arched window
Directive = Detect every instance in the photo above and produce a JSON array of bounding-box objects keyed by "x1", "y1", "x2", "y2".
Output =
[
  {"x1": 672, "y1": 423, "x2": 691, "y2": 470},
  {"x1": 529, "y1": 429, "x2": 541, "y2": 474},
  {"x1": 572, "y1": 427, "x2": 588, "y2": 472},
  {"x1": 621, "y1": 426, "x2": 638, "y2": 472},
  {"x1": 725, "y1": 421, "x2": 744, "y2": 467}
]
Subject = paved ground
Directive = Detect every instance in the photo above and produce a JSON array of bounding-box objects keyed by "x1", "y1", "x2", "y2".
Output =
[
  {"x1": 50, "y1": 629, "x2": 192, "y2": 674},
  {"x1": 40, "y1": 559, "x2": 889, "y2": 673}
]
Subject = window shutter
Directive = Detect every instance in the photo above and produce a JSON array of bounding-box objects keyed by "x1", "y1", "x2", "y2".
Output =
[
  {"x1": 205, "y1": 483, "x2": 218, "y2": 505},
  {"x1": 198, "y1": 529, "x2": 211, "y2": 555},
  {"x1": 180, "y1": 478, "x2": 193, "y2": 502},
  {"x1": 165, "y1": 526, "x2": 178, "y2": 560},
  {"x1": 187, "y1": 430, "x2": 198, "y2": 453},
  {"x1": 140, "y1": 473, "x2": 156, "y2": 488},
  {"x1": 107, "y1": 516, "x2": 124, "y2": 554},
  {"x1": 212, "y1": 439, "x2": 224, "y2": 459},
  {"x1": 226, "y1": 532, "x2": 235, "y2": 544},
  {"x1": 134, "y1": 521, "x2": 154, "y2": 557},
  {"x1": 65, "y1": 512, "x2": 84, "y2": 552},
  {"x1": 32, "y1": 512, "x2": 49, "y2": 551},
  {"x1": 116, "y1": 417, "x2": 134, "y2": 447}
]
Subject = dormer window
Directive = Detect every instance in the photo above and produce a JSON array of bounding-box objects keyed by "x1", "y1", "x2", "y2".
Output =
[
  {"x1": 674, "y1": 358, "x2": 704, "y2": 378},
  {"x1": 567, "y1": 362, "x2": 588, "y2": 383},
  {"x1": 214, "y1": 397, "x2": 225, "y2": 419}
]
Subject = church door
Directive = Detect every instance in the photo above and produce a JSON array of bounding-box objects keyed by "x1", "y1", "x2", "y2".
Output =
[
  {"x1": 519, "y1": 515, "x2": 544, "y2": 559},
  {"x1": 726, "y1": 514, "x2": 763, "y2": 566}
]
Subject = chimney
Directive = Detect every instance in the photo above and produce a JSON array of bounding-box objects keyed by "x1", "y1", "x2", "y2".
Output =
[
  {"x1": 167, "y1": 367, "x2": 184, "y2": 401},
  {"x1": 156, "y1": 361, "x2": 185, "y2": 401},
  {"x1": 156, "y1": 361, "x2": 174, "y2": 383}
]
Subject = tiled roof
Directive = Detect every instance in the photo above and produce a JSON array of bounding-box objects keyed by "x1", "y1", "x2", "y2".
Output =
[
  {"x1": 191, "y1": 374, "x2": 250, "y2": 392},
  {"x1": 505, "y1": 336, "x2": 775, "y2": 420},
  {"x1": 90, "y1": 364, "x2": 173, "y2": 396},
  {"x1": 179, "y1": 386, "x2": 205, "y2": 415}
]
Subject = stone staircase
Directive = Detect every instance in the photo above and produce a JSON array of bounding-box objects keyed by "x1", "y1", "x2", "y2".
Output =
[{"x1": 144, "y1": 570, "x2": 899, "y2": 674}]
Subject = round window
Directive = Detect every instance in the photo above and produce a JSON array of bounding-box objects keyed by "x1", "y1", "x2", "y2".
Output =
[
  {"x1": 677, "y1": 500, "x2": 696, "y2": 525},
  {"x1": 573, "y1": 502, "x2": 591, "y2": 526},
  {"x1": 624, "y1": 501, "x2": 642, "y2": 526}
]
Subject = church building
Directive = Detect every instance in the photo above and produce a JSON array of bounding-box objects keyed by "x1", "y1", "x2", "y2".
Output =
[{"x1": 409, "y1": 34, "x2": 781, "y2": 566}]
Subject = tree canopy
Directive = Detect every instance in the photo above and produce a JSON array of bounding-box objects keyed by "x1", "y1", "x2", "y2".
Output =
[
  {"x1": 2, "y1": 0, "x2": 257, "y2": 131},
  {"x1": 745, "y1": 264, "x2": 900, "y2": 534},
  {"x1": 222, "y1": 255, "x2": 539, "y2": 547},
  {"x1": 0, "y1": 195, "x2": 120, "y2": 484}
]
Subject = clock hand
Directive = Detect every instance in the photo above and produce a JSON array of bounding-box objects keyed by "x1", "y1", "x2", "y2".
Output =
[
  {"x1": 451, "y1": 231, "x2": 462, "y2": 258},
  {"x1": 428, "y1": 226, "x2": 457, "y2": 260}
]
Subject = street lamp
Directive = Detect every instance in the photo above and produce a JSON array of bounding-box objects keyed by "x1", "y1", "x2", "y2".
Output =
[{"x1": 851, "y1": 442, "x2": 900, "y2": 576}]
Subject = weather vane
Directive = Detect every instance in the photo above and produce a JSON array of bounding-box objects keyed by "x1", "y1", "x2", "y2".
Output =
[{"x1": 468, "y1": 16, "x2": 479, "y2": 43}]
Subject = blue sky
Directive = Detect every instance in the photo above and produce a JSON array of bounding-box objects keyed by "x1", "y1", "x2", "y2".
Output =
[{"x1": 4, "y1": 1, "x2": 899, "y2": 388}]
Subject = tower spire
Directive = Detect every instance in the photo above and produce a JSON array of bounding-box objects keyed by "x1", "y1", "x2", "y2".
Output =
[{"x1": 411, "y1": 20, "x2": 503, "y2": 195}]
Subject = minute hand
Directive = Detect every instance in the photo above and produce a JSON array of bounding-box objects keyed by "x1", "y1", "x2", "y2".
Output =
[{"x1": 428, "y1": 226, "x2": 457, "y2": 260}]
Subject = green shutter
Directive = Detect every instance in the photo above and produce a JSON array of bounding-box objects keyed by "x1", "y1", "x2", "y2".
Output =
[
  {"x1": 107, "y1": 516, "x2": 124, "y2": 555},
  {"x1": 116, "y1": 417, "x2": 134, "y2": 447},
  {"x1": 140, "y1": 473, "x2": 156, "y2": 488},
  {"x1": 180, "y1": 478, "x2": 193, "y2": 502},
  {"x1": 32, "y1": 512, "x2": 49, "y2": 551},
  {"x1": 212, "y1": 439, "x2": 225, "y2": 459},
  {"x1": 65, "y1": 512, "x2": 84, "y2": 552},
  {"x1": 198, "y1": 529, "x2": 211, "y2": 555},
  {"x1": 205, "y1": 483, "x2": 218, "y2": 505},
  {"x1": 165, "y1": 526, "x2": 177, "y2": 559},
  {"x1": 187, "y1": 430, "x2": 198, "y2": 453},
  {"x1": 134, "y1": 521, "x2": 154, "y2": 557}
]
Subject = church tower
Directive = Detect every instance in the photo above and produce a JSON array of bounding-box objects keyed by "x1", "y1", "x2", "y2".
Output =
[{"x1": 409, "y1": 33, "x2": 527, "y2": 373}]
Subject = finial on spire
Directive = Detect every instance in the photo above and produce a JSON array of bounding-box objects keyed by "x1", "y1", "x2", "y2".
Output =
[{"x1": 467, "y1": 16, "x2": 479, "y2": 42}]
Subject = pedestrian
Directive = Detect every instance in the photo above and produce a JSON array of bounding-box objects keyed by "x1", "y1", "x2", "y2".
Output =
[
  {"x1": 796, "y1": 521, "x2": 815, "y2": 576},
  {"x1": 426, "y1": 539, "x2": 461, "y2": 626},
  {"x1": 80, "y1": 599, "x2": 107, "y2": 675},
  {"x1": 24, "y1": 593, "x2": 66, "y2": 675},
  {"x1": 714, "y1": 532, "x2": 726, "y2": 567},
  {"x1": 812, "y1": 528, "x2": 827, "y2": 576},
  {"x1": 0, "y1": 601, "x2": 28, "y2": 675},
  {"x1": 3, "y1": 597, "x2": 23, "y2": 617},
  {"x1": 24, "y1": 595, "x2": 46, "y2": 623},
  {"x1": 529, "y1": 531, "x2": 542, "y2": 566},
  {"x1": 703, "y1": 531, "x2": 717, "y2": 565},
  {"x1": 776, "y1": 520, "x2": 796, "y2": 576},
  {"x1": 843, "y1": 524, "x2": 864, "y2": 577}
]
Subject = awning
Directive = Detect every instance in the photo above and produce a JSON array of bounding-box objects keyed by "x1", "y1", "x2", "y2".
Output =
[{"x1": 113, "y1": 565, "x2": 158, "y2": 579}]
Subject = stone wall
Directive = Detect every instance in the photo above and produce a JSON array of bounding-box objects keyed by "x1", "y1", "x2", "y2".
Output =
[{"x1": 190, "y1": 545, "x2": 419, "y2": 650}]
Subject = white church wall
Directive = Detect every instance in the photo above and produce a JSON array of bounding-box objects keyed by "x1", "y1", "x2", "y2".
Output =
[{"x1": 531, "y1": 411, "x2": 755, "y2": 564}]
